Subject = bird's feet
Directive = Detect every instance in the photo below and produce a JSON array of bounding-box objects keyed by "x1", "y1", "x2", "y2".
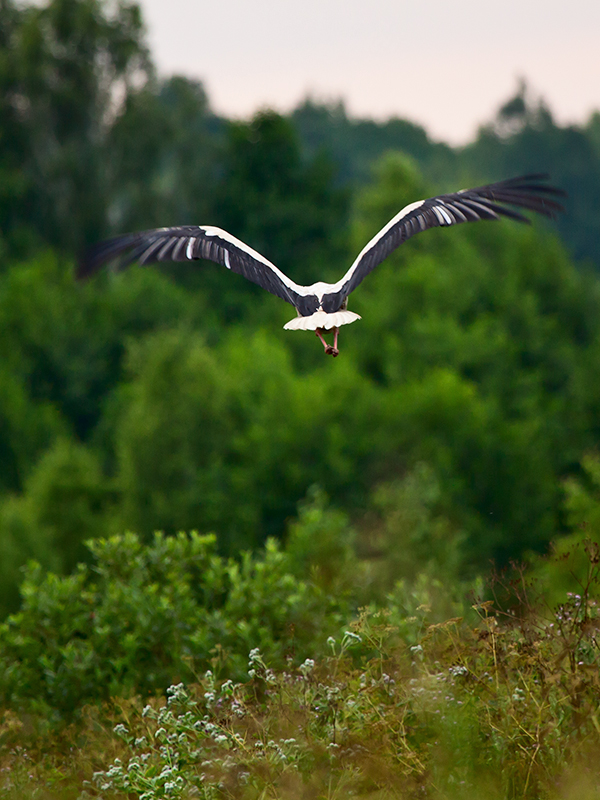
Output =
[{"x1": 316, "y1": 327, "x2": 340, "y2": 357}]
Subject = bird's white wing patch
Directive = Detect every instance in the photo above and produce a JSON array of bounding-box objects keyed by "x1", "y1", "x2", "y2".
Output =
[
  {"x1": 331, "y1": 200, "x2": 425, "y2": 291},
  {"x1": 202, "y1": 226, "x2": 274, "y2": 267},
  {"x1": 201, "y1": 226, "x2": 301, "y2": 290}
]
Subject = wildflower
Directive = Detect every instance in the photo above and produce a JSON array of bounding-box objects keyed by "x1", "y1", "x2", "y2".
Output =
[
  {"x1": 166, "y1": 682, "x2": 187, "y2": 705},
  {"x1": 231, "y1": 700, "x2": 245, "y2": 717},
  {"x1": 342, "y1": 630, "x2": 362, "y2": 646}
]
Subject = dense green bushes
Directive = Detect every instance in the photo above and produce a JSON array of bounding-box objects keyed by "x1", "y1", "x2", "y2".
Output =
[
  {"x1": 2, "y1": 535, "x2": 600, "y2": 799},
  {"x1": 1, "y1": 460, "x2": 600, "y2": 795},
  {"x1": 0, "y1": 469, "x2": 477, "y2": 717},
  {"x1": 5, "y1": 452, "x2": 600, "y2": 721},
  {"x1": 0, "y1": 528, "x2": 351, "y2": 715}
]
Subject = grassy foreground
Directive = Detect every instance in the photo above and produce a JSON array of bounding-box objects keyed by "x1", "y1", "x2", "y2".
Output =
[{"x1": 2, "y1": 543, "x2": 600, "y2": 799}]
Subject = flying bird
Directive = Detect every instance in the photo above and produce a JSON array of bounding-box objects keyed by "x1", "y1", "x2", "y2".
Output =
[{"x1": 78, "y1": 174, "x2": 565, "y2": 357}]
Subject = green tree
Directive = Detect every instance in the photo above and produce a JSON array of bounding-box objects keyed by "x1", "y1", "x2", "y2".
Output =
[
  {"x1": 0, "y1": 438, "x2": 113, "y2": 611},
  {"x1": 461, "y1": 82, "x2": 600, "y2": 265},
  {"x1": 0, "y1": 366, "x2": 65, "y2": 495},
  {"x1": 0, "y1": 252, "x2": 200, "y2": 440},
  {"x1": 0, "y1": 531, "x2": 349, "y2": 713},
  {"x1": 291, "y1": 97, "x2": 458, "y2": 187},
  {"x1": 109, "y1": 327, "x2": 378, "y2": 550},
  {"x1": 211, "y1": 109, "x2": 349, "y2": 312},
  {"x1": 0, "y1": 0, "x2": 150, "y2": 259},
  {"x1": 106, "y1": 75, "x2": 222, "y2": 238},
  {"x1": 348, "y1": 152, "x2": 600, "y2": 563}
]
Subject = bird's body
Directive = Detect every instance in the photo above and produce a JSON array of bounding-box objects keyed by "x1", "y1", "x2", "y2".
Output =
[{"x1": 79, "y1": 175, "x2": 565, "y2": 356}]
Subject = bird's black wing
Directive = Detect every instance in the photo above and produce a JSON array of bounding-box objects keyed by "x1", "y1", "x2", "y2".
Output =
[
  {"x1": 321, "y1": 174, "x2": 565, "y2": 311},
  {"x1": 78, "y1": 225, "x2": 307, "y2": 308}
]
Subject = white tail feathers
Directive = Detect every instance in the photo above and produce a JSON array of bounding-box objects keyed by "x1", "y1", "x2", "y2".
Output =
[{"x1": 284, "y1": 309, "x2": 361, "y2": 331}]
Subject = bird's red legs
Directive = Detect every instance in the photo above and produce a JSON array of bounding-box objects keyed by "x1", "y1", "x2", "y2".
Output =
[{"x1": 315, "y1": 327, "x2": 339, "y2": 357}]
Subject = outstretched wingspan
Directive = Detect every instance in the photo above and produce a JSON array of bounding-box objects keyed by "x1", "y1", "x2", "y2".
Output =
[
  {"x1": 320, "y1": 174, "x2": 566, "y2": 311},
  {"x1": 77, "y1": 224, "x2": 316, "y2": 311}
]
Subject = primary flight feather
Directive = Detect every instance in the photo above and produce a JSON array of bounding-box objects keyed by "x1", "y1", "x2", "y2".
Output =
[{"x1": 79, "y1": 174, "x2": 565, "y2": 356}]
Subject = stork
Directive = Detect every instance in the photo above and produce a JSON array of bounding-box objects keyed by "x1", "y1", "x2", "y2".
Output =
[{"x1": 78, "y1": 174, "x2": 564, "y2": 357}]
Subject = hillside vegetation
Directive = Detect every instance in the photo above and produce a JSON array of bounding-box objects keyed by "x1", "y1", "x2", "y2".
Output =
[
  {"x1": 2, "y1": 0, "x2": 600, "y2": 796},
  {"x1": 2, "y1": 526, "x2": 600, "y2": 798}
]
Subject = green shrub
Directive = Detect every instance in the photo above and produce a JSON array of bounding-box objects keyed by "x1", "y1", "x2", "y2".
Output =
[
  {"x1": 0, "y1": 530, "x2": 350, "y2": 716},
  {"x1": 3, "y1": 522, "x2": 600, "y2": 799}
]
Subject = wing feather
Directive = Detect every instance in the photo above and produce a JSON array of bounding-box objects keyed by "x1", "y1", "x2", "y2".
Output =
[
  {"x1": 332, "y1": 174, "x2": 565, "y2": 300},
  {"x1": 78, "y1": 225, "x2": 304, "y2": 307}
]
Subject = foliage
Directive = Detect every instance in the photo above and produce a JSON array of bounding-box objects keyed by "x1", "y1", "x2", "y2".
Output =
[
  {"x1": 109, "y1": 326, "x2": 394, "y2": 550},
  {"x1": 0, "y1": 437, "x2": 112, "y2": 612},
  {"x1": 0, "y1": 251, "x2": 200, "y2": 440},
  {"x1": 563, "y1": 453, "x2": 600, "y2": 536},
  {"x1": 0, "y1": 465, "x2": 483, "y2": 719},
  {"x1": 363, "y1": 462, "x2": 468, "y2": 595},
  {"x1": 460, "y1": 81, "x2": 600, "y2": 266},
  {"x1": 3, "y1": 152, "x2": 600, "y2": 610},
  {"x1": 106, "y1": 75, "x2": 221, "y2": 237},
  {"x1": 4, "y1": 2, "x2": 600, "y2": 795},
  {"x1": 0, "y1": 0, "x2": 151, "y2": 257},
  {"x1": 347, "y1": 153, "x2": 600, "y2": 564},
  {"x1": 3, "y1": 544, "x2": 600, "y2": 799},
  {"x1": 291, "y1": 96, "x2": 458, "y2": 187},
  {"x1": 292, "y1": 85, "x2": 600, "y2": 270},
  {"x1": 0, "y1": 525, "x2": 352, "y2": 716}
]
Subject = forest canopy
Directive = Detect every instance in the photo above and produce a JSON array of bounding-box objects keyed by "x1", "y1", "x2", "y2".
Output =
[{"x1": 1, "y1": 0, "x2": 600, "y2": 621}]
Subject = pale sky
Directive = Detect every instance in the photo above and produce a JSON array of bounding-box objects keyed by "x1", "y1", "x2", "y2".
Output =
[{"x1": 138, "y1": 0, "x2": 600, "y2": 145}]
